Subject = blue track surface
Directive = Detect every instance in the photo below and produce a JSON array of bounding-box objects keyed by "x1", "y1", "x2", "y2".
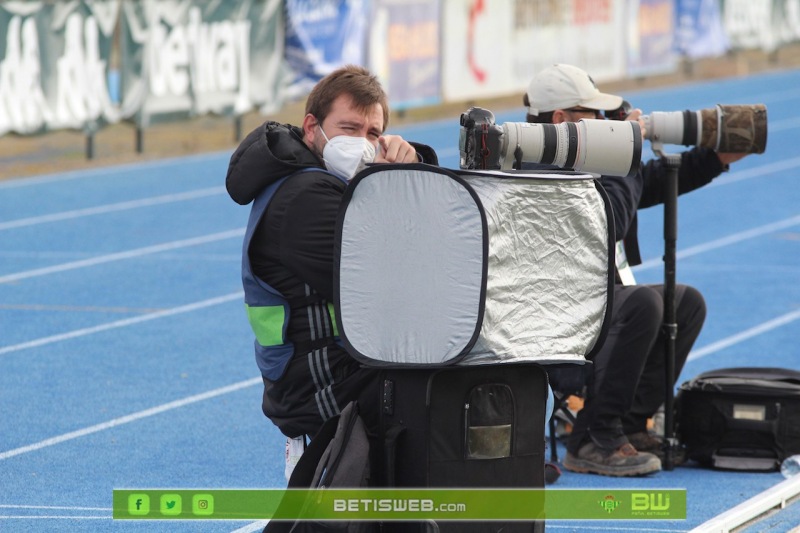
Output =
[{"x1": 1, "y1": 69, "x2": 799, "y2": 532}]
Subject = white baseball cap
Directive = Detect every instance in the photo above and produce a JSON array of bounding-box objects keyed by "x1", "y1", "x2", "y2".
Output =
[{"x1": 525, "y1": 64, "x2": 623, "y2": 116}]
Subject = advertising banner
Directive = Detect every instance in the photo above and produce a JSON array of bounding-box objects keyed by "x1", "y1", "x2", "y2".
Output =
[
  {"x1": 773, "y1": 0, "x2": 800, "y2": 45},
  {"x1": 441, "y1": 0, "x2": 626, "y2": 103},
  {"x1": 0, "y1": 0, "x2": 119, "y2": 136},
  {"x1": 722, "y1": 0, "x2": 775, "y2": 51},
  {"x1": 284, "y1": 0, "x2": 369, "y2": 98},
  {"x1": 369, "y1": 0, "x2": 441, "y2": 110},
  {"x1": 675, "y1": 0, "x2": 729, "y2": 59},
  {"x1": 626, "y1": 0, "x2": 677, "y2": 76},
  {"x1": 722, "y1": 0, "x2": 800, "y2": 52},
  {"x1": 728, "y1": 0, "x2": 800, "y2": 50},
  {"x1": 120, "y1": 0, "x2": 286, "y2": 127}
]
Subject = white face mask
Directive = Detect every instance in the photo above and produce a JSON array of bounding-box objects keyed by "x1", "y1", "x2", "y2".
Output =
[{"x1": 319, "y1": 126, "x2": 376, "y2": 180}]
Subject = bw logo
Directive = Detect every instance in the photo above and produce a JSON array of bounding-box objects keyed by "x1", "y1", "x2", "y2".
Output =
[{"x1": 632, "y1": 492, "x2": 670, "y2": 511}]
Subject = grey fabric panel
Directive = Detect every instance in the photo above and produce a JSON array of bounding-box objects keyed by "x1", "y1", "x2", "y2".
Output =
[
  {"x1": 460, "y1": 173, "x2": 609, "y2": 364},
  {"x1": 338, "y1": 168, "x2": 484, "y2": 364}
]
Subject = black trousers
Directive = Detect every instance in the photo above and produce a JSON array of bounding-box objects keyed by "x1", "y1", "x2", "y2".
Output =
[
  {"x1": 262, "y1": 345, "x2": 383, "y2": 484},
  {"x1": 567, "y1": 283, "x2": 706, "y2": 453}
]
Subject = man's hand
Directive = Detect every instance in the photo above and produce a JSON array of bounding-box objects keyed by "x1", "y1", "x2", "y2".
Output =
[
  {"x1": 717, "y1": 152, "x2": 749, "y2": 165},
  {"x1": 375, "y1": 134, "x2": 419, "y2": 163},
  {"x1": 625, "y1": 108, "x2": 647, "y2": 140}
]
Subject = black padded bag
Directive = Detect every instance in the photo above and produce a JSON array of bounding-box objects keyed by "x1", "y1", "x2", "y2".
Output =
[
  {"x1": 265, "y1": 401, "x2": 374, "y2": 533},
  {"x1": 377, "y1": 364, "x2": 548, "y2": 533},
  {"x1": 676, "y1": 367, "x2": 800, "y2": 471}
]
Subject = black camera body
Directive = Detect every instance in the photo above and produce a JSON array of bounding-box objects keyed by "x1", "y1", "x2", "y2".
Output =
[
  {"x1": 459, "y1": 107, "x2": 505, "y2": 170},
  {"x1": 605, "y1": 100, "x2": 632, "y2": 121}
]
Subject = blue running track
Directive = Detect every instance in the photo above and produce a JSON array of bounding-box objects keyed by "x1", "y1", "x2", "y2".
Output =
[{"x1": 1, "y1": 68, "x2": 799, "y2": 532}]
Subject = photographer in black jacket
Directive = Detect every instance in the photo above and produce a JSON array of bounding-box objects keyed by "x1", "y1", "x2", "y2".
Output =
[
  {"x1": 524, "y1": 64, "x2": 749, "y2": 476},
  {"x1": 226, "y1": 66, "x2": 426, "y2": 485}
]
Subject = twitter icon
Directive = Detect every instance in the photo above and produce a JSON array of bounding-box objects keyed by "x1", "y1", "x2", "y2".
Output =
[{"x1": 160, "y1": 494, "x2": 182, "y2": 516}]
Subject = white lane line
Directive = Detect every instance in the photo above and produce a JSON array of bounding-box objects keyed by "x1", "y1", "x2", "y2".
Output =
[
  {"x1": 688, "y1": 308, "x2": 800, "y2": 361},
  {"x1": 0, "y1": 505, "x2": 109, "y2": 511},
  {"x1": 707, "y1": 155, "x2": 800, "y2": 188},
  {"x1": 767, "y1": 115, "x2": 800, "y2": 132},
  {"x1": 539, "y1": 526, "x2": 686, "y2": 532},
  {"x1": 0, "y1": 376, "x2": 261, "y2": 461},
  {"x1": 0, "y1": 150, "x2": 231, "y2": 188},
  {"x1": 0, "y1": 292, "x2": 243, "y2": 356},
  {"x1": 230, "y1": 520, "x2": 271, "y2": 532},
  {"x1": 635, "y1": 214, "x2": 800, "y2": 271},
  {"x1": 0, "y1": 515, "x2": 112, "y2": 521},
  {"x1": 0, "y1": 228, "x2": 244, "y2": 284},
  {"x1": 0, "y1": 187, "x2": 224, "y2": 231},
  {"x1": 688, "y1": 473, "x2": 800, "y2": 533}
]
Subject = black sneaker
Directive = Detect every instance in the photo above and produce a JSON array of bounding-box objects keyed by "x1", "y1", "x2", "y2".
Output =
[{"x1": 563, "y1": 442, "x2": 661, "y2": 477}]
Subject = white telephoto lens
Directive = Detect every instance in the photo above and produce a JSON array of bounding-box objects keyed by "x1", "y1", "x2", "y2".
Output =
[
  {"x1": 497, "y1": 119, "x2": 641, "y2": 177},
  {"x1": 642, "y1": 111, "x2": 700, "y2": 146},
  {"x1": 573, "y1": 119, "x2": 641, "y2": 178},
  {"x1": 499, "y1": 122, "x2": 547, "y2": 170}
]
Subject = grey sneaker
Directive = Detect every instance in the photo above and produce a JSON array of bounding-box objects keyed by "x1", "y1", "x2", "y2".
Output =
[{"x1": 563, "y1": 442, "x2": 661, "y2": 476}]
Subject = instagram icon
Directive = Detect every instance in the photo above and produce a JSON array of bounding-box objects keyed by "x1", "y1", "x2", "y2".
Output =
[{"x1": 192, "y1": 494, "x2": 214, "y2": 516}]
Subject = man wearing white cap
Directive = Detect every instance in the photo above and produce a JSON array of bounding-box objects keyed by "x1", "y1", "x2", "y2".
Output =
[
  {"x1": 524, "y1": 64, "x2": 625, "y2": 119},
  {"x1": 524, "y1": 64, "x2": 748, "y2": 476}
]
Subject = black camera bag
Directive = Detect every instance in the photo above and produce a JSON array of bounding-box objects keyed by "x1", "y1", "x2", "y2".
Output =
[
  {"x1": 676, "y1": 367, "x2": 800, "y2": 471},
  {"x1": 377, "y1": 364, "x2": 548, "y2": 533}
]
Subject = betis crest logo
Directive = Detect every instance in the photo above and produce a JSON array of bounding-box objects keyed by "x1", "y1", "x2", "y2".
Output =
[{"x1": 599, "y1": 494, "x2": 621, "y2": 514}]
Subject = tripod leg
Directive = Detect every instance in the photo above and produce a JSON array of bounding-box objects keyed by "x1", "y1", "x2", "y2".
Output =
[{"x1": 661, "y1": 153, "x2": 681, "y2": 470}]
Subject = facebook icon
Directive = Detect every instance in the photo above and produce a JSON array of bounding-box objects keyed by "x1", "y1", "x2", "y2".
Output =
[{"x1": 128, "y1": 494, "x2": 150, "y2": 515}]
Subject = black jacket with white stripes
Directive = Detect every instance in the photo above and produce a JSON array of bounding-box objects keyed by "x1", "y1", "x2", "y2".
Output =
[{"x1": 226, "y1": 121, "x2": 366, "y2": 438}]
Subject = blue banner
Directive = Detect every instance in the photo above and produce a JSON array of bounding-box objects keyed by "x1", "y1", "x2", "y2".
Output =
[
  {"x1": 284, "y1": 0, "x2": 369, "y2": 97},
  {"x1": 627, "y1": 0, "x2": 677, "y2": 76},
  {"x1": 369, "y1": 0, "x2": 441, "y2": 110},
  {"x1": 675, "y1": 0, "x2": 729, "y2": 58}
]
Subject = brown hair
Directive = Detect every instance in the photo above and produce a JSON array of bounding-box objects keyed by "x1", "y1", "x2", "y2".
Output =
[
  {"x1": 526, "y1": 111, "x2": 554, "y2": 124},
  {"x1": 523, "y1": 91, "x2": 554, "y2": 123},
  {"x1": 305, "y1": 65, "x2": 390, "y2": 132}
]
